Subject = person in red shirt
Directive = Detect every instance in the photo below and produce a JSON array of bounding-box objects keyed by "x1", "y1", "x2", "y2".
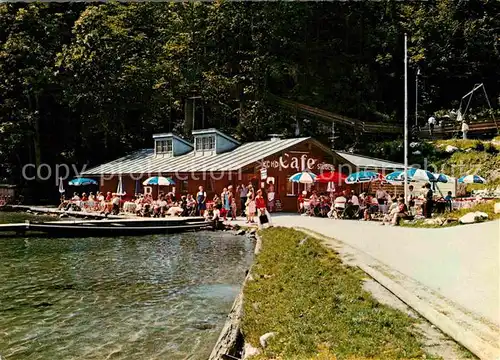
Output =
[
  {"x1": 105, "y1": 192, "x2": 112, "y2": 201},
  {"x1": 255, "y1": 189, "x2": 272, "y2": 228},
  {"x1": 297, "y1": 191, "x2": 306, "y2": 213}
]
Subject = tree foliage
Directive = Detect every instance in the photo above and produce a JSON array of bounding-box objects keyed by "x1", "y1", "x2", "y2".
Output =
[{"x1": 0, "y1": 1, "x2": 498, "y2": 199}]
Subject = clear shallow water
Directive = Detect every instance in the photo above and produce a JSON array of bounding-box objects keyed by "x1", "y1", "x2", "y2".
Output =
[{"x1": 0, "y1": 226, "x2": 254, "y2": 360}]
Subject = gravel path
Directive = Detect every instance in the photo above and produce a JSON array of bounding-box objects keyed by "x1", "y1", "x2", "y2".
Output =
[{"x1": 270, "y1": 214, "x2": 500, "y2": 326}]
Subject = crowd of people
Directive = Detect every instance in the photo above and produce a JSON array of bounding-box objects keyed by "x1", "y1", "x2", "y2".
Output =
[
  {"x1": 297, "y1": 183, "x2": 454, "y2": 226},
  {"x1": 58, "y1": 181, "x2": 275, "y2": 228}
]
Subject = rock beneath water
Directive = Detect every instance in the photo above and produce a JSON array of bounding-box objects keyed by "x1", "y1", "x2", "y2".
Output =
[
  {"x1": 189, "y1": 321, "x2": 216, "y2": 330},
  {"x1": 243, "y1": 342, "x2": 261, "y2": 359},
  {"x1": 445, "y1": 145, "x2": 459, "y2": 153},
  {"x1": 59, "y1": 213, "x2": 68, "y2": 218},
  {"x1": 233, "y1": 224, "x2": 241, "y2": 230},
  {"x1": 459, "y1": 211, "x2": 489, "y2": 224},
  {"x1": 26, "y1": 210, "x2": 32, "y2": 213},
  {"x1": 259, "y1": 332, "x2": 276, "y2": 348},
  {"x1": 236, "y1": 229, "x2": 246, "y2": 236},
  {"x1": 249, "y1": 228, "x2": 257, "y2": 235},
  {"x1": 494, "y1": 203, "x2": 500, "y2": 214}
]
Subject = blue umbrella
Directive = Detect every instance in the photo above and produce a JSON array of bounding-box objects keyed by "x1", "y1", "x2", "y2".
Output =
[
  {"x1": 384, "y1": 171, "x2": 404, "y2": 182},
  {"x1": 289, "y1": 171, "x2": 317, "y2": 184},
  {"x1": 458, "y1": 175, "x2": 486, "y2": 184},
  {"x1": 68, "y1": 178, "x2": 98, "y2": 186},
  {"x1": 398, "y1": 168, "x2": 437, "y2": 182},
  {"x1": 433, "y1": 173, "x2": 452, "y2": 183},
  {"x1": 345, "y1": 171, "x2": 381, "y2": 184},
  {"x1": 142, "y1": 176, "x2": 175, "y2": 186}
]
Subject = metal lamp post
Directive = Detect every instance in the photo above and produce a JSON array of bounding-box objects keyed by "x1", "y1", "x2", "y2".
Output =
[{"x1": 415, "y1": 67, "x2": 421, "y2": 128}]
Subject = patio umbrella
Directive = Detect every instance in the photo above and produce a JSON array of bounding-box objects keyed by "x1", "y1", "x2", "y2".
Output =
[
  {"x1": 142, "y1": 176, "x2": 176, "y2": 186},
  {"x1": 315, "y1": 171, "x2": 346, "y2": 184},
  {"x1": 398, "y1": 168, "x2": 437, "y2": 182},
  {"x1": 433, "y1": 173, "x2": 452, "y2": 183},
  {"x1": 384, "y1": 171, "x2": 404, "y2": 182},
  {"x1": 143, "y1": 176, "x2": 176, "y2": 198},
  {"x1": 458, "y1": 175, "x2": 486, "y2": 184},
  {"x1": 58, "y1": 177, "x2": 65, "y2": 194},
  {"x1": 289, "y1": 171, "x2": 317, "y2": 184},
  {"x1": 345, "y1": 171, "x2": 381, "y2": 184},
  {"x1": 116, "y1": 176, "x2": 126, "y2": 196},
  {"x1": 68, "y1": 178, "x2": 98, "y2": 186}
]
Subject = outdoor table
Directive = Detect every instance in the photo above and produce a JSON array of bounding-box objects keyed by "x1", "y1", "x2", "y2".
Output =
[{"x1": 123, "y1": 201, "x2": 137, "y2": 213}]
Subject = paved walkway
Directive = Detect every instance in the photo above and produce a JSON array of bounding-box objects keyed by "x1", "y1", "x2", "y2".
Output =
[{"x1": 265, "y1": 214, "x2": 500, "y2": 326}]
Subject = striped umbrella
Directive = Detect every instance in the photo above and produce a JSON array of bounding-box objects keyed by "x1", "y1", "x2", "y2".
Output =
[
  {"x1": 289, "y1": 171, "x2": 317, "y2": 184},
  {"x1": 433, "y1": 173, "x2": 452, "y2": 183},
  {"x1": 142, "y1": 176, "x2": 176, "y2": 186},
  {"x1": 345, "y1": 171, "x2": 381, "y2": 184},
  {"x1": 384, "y1": 171, "x2": 404, "y2": 182},
  {"x1": 458, "y1": 175, "x2": 486, "y2": 184},
  {"x1": 398, "y1": 168, "x2": 437, "y2": 182}
]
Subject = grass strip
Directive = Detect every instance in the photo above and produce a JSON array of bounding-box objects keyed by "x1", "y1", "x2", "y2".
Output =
[{"x1": 242, "y1": 227, "x2": 438, "y2": 359}]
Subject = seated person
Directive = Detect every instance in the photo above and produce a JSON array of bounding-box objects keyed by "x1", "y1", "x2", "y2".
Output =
[
  {"x1": 344, "y1": 191, "x2": 360, "y2": 219},
  {"x1": 329, "y1": 194, "x2": 347, "y2": 218},
  {"x1": 392, "y1": 198, "x2": 410, "y2": 226},
  {"x1": 166, "y1": 204, "x2": 184, "y2": 216},
  {"x1": 382, "y1": 200, "x2": 399, "y2": 225},
  {"x1": 297, "y1": 191, "x2": 306, "y2": 213}
]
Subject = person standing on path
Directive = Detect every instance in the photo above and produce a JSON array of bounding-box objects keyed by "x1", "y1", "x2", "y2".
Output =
[
  {"x1": 246, "y1": 186, "x2": 256, "y2": 223},
  {"x1": 221, "y1": 187, "x2": 230, "y2": 221},
  {"x1": 267, "y1": 180, "x2": 275, "y2": 213},
  {"x1": 424, "y1": 183, "x2": 434, "y2": 218},
  {"x1": 256, "y1": 189, "x2": 272, "y2": 229},
  {"x1": 196, "y1": 186, "x2": 207, "y2": 217},
  {"x1": 237, "y1": 184, "x2": 248, "y2": 217}
]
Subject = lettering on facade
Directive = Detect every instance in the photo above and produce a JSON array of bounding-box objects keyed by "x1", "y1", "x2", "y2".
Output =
[{"x1": 261, "y1": 153, "x2": 335, "y2": 171}]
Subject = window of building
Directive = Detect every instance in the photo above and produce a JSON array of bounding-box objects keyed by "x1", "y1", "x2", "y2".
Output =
[
  {"x1": 195, "y1": 135, "x2": 215, "y2": 152},
  {"x1": 156, "y1": 139, "x2": 172, "y2": 154}
]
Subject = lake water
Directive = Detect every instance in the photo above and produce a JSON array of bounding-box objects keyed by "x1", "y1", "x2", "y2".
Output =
[{"x1": 0, "y1": 213, "x2": 254, "y2": 359}]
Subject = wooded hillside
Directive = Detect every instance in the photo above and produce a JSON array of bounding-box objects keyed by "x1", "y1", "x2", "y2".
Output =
[{"x1": 1, "y1": 1, "x2": 498, "y2": 193}]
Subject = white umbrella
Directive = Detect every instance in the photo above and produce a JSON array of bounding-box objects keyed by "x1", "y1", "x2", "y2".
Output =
[
  {"x1": 58, "y1": 177, "x2": 65, "y2": 194},
  {"x1": 116, "y1": 176, "x2": 126, "y2": 196}
]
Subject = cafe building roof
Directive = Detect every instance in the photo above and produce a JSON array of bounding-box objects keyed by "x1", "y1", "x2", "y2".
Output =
[
  {"x1": 81, "y1": 130, "x2": 405, "y2": 176},
  {"x1": 82, "y1": 137, "x2": 318, "y2": 175}
]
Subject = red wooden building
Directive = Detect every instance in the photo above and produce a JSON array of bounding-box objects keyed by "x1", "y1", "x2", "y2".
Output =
[{"x1": 81, "y1": 129, "x2": 405, "y2": 212}]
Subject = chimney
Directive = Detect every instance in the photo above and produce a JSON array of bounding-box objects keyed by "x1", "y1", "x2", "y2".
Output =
[{"x1": 268, "y1": 134, "x2": 283, "y2": 142}]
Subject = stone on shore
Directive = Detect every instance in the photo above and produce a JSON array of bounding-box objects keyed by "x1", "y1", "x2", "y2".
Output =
[
  {"x1": 423, "y1": 217, "x2": 445, "y2": 226},
  {"x1": 494, "y1": 203, "x2": 500, "y2": 214},
  {"x1": 243, "y1": 343, "x2": 261, "y2": 359},
  {"x1": 259, "y1": 332, "x2": 276, "y2": 348},
  {"x1": 459, "y1": 211, "x2": 489, "y2": 224},
  {"x1": 445, "y1": 145, "x2": 459, "y2": 153}
]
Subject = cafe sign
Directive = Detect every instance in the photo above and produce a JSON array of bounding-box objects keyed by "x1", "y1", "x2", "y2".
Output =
[{"x1": 261, "y1": 153, "x2": 335, "y2": 171}]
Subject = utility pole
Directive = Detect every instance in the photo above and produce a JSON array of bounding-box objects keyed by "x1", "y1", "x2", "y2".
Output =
[{"x1": 404, "y1": 33, "x2": 409, "y2": 206}]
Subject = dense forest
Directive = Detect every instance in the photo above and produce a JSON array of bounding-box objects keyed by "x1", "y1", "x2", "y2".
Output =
[{"x1": 0, "y1": 1, "x2": 499, "y2": 198}]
